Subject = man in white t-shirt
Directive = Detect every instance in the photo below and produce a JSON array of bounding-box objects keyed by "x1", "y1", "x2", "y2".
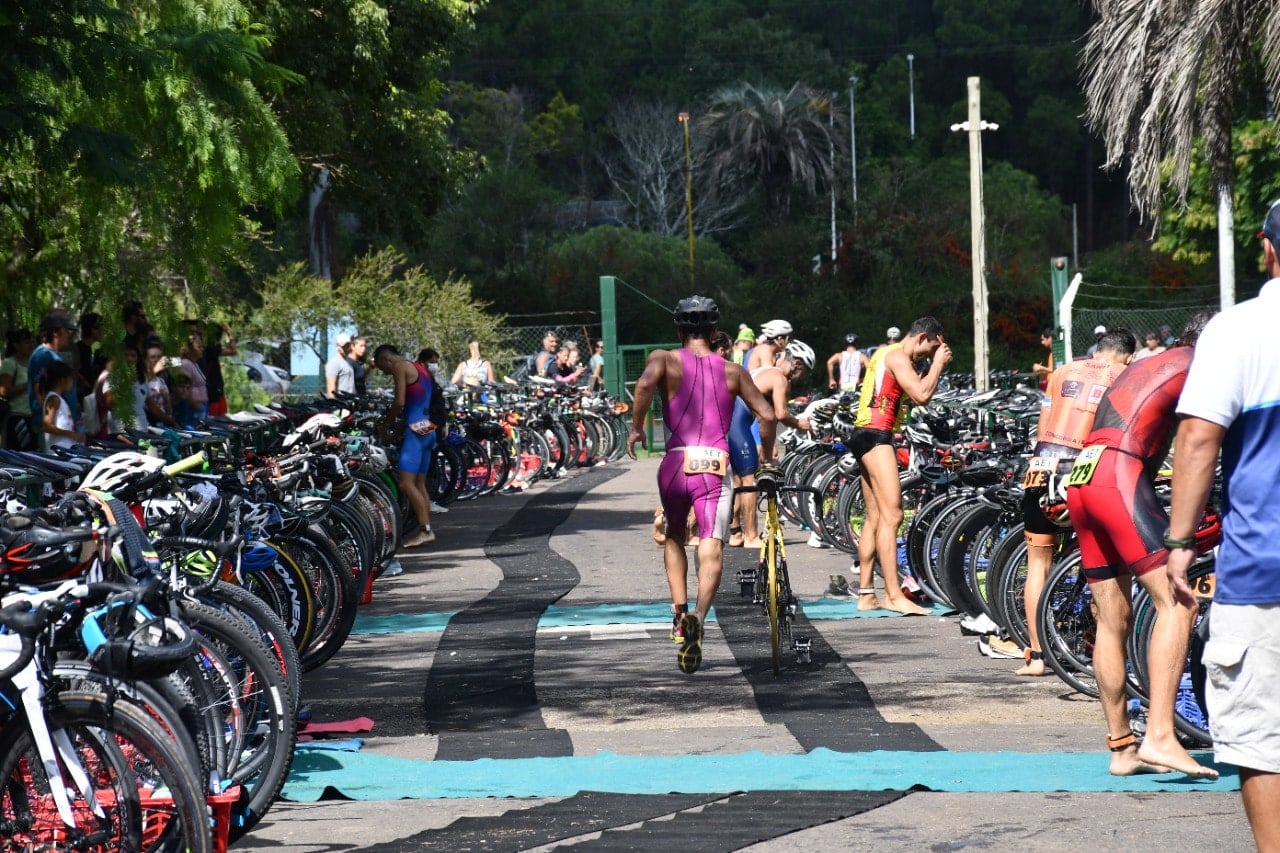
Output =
[
  {"x1": 1167, "y1": 199, "x2": 1280, "y2": 850},
  {"x1": 325, "y1": 333, "x2": 356, "y2": 397}
]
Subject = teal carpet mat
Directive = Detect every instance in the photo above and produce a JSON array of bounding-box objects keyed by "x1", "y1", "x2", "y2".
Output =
[{"x1": 281, "y1": 748, "x2": 1236, "y2": 801}]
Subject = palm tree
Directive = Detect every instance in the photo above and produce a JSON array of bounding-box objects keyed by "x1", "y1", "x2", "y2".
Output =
[
  {"x1": 697, "y1": 82, "x2": 842, "y2": 227},
  {"x1": 1081, "y1": 0, "x2": 1264, "y2": 308}
]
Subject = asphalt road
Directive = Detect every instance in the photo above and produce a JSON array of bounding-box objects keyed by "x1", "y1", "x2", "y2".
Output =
[{"x1": 235, "y1": 457, "x2": 1255, "y2": 852}]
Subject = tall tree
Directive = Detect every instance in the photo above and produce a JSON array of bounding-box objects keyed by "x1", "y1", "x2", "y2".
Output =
[
  {"x1": 698, "y1": 82, "x2": 842, "y2": 226},
  {"x1": 600, "y1": 98, "x2": 748, "y2": 236},
  {"x1": 1082, "y1": 0, "x2": 1266, "y2": 306}
]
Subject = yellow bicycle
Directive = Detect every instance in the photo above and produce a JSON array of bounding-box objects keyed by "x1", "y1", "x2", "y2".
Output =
[{"x1": 735, "y1": 467, "x2": 815, "y2": 674}]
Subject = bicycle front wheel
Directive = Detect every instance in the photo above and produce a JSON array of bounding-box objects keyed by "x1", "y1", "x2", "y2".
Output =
[{"x1": 764, "y1": 532, "x2": 781, "y2": 676}]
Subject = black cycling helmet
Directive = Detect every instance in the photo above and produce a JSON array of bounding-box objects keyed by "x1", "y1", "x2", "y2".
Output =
[
  {"x1": 672, "y1": 295, "x2": 720, "y2": 328},
  {"x1": 844, "y1": 333, "x2": 858, "y2": 345}
]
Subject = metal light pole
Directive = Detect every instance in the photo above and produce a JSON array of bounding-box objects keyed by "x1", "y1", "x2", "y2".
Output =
[
  {"x1": 829, "y1": 93, "x2": 837, "y2": 263},
  {"x1": 907, "y1": 54, "x2": 916, "y2": 139},
  {"x1": 678, "y1": 112, "x2": 694, "y2": 288},
  {"x1": 848, "y1": 76, "x2": 858, "y2": 209}
]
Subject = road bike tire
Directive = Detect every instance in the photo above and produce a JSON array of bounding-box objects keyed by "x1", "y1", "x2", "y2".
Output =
[
  {"x1": 178, "y1": 600, "x2": 295, "y2": 843},
  {"x1": 277, "y1": 526, "x2": 358, "y2": 672},
  {"x1": 1035, "y1": 550, "x2": 1099, "y2": 697},
  {"x1": 242, "y1": 542, "x2": 317, "y2": 656},
  {"x1": 0, "y1": 690, "x2": 213, "y2": 853},
  {"x1": 203, "y1": 580, "x2": 303, "y2": 714},
  {"x1": 766, "y1": 530, "x2": 782, "y2": 676},
  {"x1": 987, "y1": 524, "x2": 1029, "y2": 644},
  {"x1": 1128, "y1": 557, "x2": 1216, "y2": 746},
  {"x1": 936, "y1": 503, "x2": 1002, "y2": 618}
]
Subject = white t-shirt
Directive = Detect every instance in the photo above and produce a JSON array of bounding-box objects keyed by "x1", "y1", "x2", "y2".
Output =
[
  {"x1": 44, "y1": 391, "x2": 75, "y2": 449},
  {"x1": 1177, "y1": 278, "x2": 1280, "y2": 604}
]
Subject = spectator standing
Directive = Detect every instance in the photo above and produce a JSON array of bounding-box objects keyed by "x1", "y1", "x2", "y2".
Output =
[
  {"x1": 452, "y1": 340, "x2": 495, "y2": 388},
  {"x1": 200, "y1": 321, "x2": 237, "y2": 416},
  {"x1": 1166, "y1": 201, "x2": 1280, "y2": 848},
  {"x1": 0, "y1": 328, "x2": 36, "y2": 449},
  {"x1": 554, "y1": 346, "x2": 585, "y2": 384},
  {"x1": 142, "y1": 340, "x2": 179, "y2": 429},
  {"x1": 325, "y1": 333, "x2": 356, "y2": 397},
  {"x1": 732, "y1": 326, "x2": 754, "y2": 365},
  {"x1": 587, "y1": 340, "x2": 606, "y2": 391},
  {"x1": 1130, "y1": 331, "x2": 1166, "y2": 362},
  {"x1": 826, "y1": 333, "x2": 867, "y2": 393},
  {"x1": 122, "y1": 301, "x2": 151, "y2": 353},
  {"x1": 349, "y1": 336, "x2": 369, "y2": 395},
  {"x1": 28, "y1": 310, "x2": 80, "y2": 448},
  {"x1": 174, "y1": 333, "x2": 210, "y2": 427},
  {"x1": 1160, "y1": 324, "x2": 1175, "y2": 347},
  {"x1": 74, "y1": 312, "x2": 105, "y2": 398},
  {"x1": 534, "y1": 331, "x2": 559, "y2": 378},
  {"x1": 1086, "y1": 324, "x2": 1107, "y2": 358},
  {"x1": 41, "y1": 361, "x2": 84, "y2": 449},
  {"x1": 1031, "y1": 328, "x2": 1055, "y2": 390}
]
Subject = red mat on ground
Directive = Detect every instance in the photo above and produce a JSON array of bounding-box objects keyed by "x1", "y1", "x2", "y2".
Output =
[{"x1": 299, "y1": 716, "x2": 375, "y2": 736}]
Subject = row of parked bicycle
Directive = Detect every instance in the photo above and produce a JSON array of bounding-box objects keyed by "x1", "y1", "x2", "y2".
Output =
[
  {"x1": 772, "y1": 383, "x2": 1219, "y2": 747},
  {"x1": 0, "y1": 379, "x2": 631, "y2": 850}
]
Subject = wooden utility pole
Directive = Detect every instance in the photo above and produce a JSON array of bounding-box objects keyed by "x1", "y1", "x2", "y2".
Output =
[{"x1": 950, "y1": 78, "x2": 998, "y2": 391}]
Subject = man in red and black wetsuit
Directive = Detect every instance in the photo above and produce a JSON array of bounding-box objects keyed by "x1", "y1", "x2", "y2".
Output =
[
  {"x1": 1064, "y1": 312, "x2": 1218, "y2": 779},
  {"x1": 1018, "y1": 329, "x2": 1135, "y2": 675}
]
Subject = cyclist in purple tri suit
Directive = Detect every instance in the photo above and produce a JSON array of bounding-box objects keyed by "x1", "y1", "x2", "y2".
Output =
[{"x1": 627, "y1": 295, "x2": 776, "y2": 674}]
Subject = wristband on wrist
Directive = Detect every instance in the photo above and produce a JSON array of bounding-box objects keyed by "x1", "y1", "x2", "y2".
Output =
[{"x1": 1162, "y1": 528, "x2": 1196, "y2": 551}]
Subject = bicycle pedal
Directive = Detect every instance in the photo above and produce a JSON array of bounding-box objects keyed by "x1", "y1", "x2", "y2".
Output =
[{"x1": 793, "y1": 636, "x2": 812, "y2": 664}]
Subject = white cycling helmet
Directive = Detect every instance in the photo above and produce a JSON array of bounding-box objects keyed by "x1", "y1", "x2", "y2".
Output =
[
  {"x1": 759, "y1": 319, "x2": 793, "y2": 339},
  {"x1": 81, "y1": 451, "x2": 165, "y2": 494},
  {"x1": 784, "y1": 340, "x2": 815, "y2": 370}
]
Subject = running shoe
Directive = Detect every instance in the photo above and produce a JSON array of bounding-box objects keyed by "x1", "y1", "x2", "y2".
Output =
[
  {"x1": 807, "y1": 531, "x2": 830, "y2": 549},
  {"x1": 977, "y1": 635, "x2": 1023, "y2": 659},
  {"x1": 670, "y1": 612, "x2": 686, "y2": 643},
  {"x1": 676, "y1": 612, "x2": 703, "y2": 674},
  {"x1": 430, "y1": 501, "x2": 450, "y2": 513}
]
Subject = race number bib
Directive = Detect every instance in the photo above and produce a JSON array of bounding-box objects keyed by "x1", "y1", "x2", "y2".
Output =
[
  {"x1": 1066, "y1": 445, "x2": 1106, "y2": 487},
  {"x1": 683, "y1": 446, "x2": 728, "y2": 476},
  {"x1": 1022, "y1": 456, "x2": 1056, "y2": 489}
]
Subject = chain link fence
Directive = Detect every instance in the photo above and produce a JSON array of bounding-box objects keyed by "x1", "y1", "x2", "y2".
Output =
[
  {"x1": 1070, "y1": 304, "x2": 1216, "y2": 357},
  {"x1": 495, "y1": 320, "x2": 603, "y2": 381}
]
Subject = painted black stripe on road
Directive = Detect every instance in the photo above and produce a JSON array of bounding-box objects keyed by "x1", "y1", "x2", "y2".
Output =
[
  {"x1": 363, "y1": 790, "x2": 909, "y2": 852},
  {"x1": 574, "y1": 789, "x2": 909, "y2": 851},
  {"x1": 423, "y1": 466, "x2": 624, "y2": 760},
  {"x1": 715, "y1": 547, "x2": 944, "y2": 752},
  {"x1": 366, "y1": 792, "x2": 718, "y2": 852}
]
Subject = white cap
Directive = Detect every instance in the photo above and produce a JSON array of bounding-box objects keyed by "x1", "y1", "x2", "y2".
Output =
[
  {"x1": 336, "y1": 332, "x2": 352, "y2": 347},
  {"x1": 1093, "y1": 325, "x2": 1106, "y2": 335},
  {"x1": 886, "y1": 326, "x2": 901, "y2": 340}
]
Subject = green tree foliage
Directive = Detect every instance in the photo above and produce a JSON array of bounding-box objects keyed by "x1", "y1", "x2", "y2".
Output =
[
  {"x1": 248, "y1": 0, "x2": 482, "y2": 251},
  {"x1": 1, "y1": 0, "x2": 299, "y2": 330},
  {"x1": 247, "y1": 248, "x2": 506, "y2": 369},
  {"x1": 547, "y1": 227, "x2": 741, "y2": 343},
  {"x1": 699, "y1": 83, "x2": 841, "y2": 227},
  {"x1": 1153, "y1": 120, "x2": 1280, "y2": 300}
]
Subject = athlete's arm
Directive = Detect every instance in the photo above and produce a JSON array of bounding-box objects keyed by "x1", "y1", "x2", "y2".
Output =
[
  {"x1": 887, "y1": 342, "x2": 951, "y2": 405},
  {"x1": 1166, "y1": 416, "x2": 1226, "y2": 607},
  {"x1": 626, "y1": 349, "x2": 667, "y2": 459},
  {"x1": 451, "y1": 361, "x2": 465, "y2": 385},
  {"x1": 730, "y1": 362, "x2": 777, "y2": 463},
  {"x1": 826, "y1": 352, "x2": 840, "y2": 388},
  {"x1": 762, "y1": 369, "x2": 807, "y2": 430},
  {"x1": 1035, "y1": 367, "x2": 1057, "y2": 443}
]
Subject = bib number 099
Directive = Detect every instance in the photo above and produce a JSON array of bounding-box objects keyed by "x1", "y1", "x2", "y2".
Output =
[{"x1": 683, "y1": 446, "x2": 728, "y2": 476}]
